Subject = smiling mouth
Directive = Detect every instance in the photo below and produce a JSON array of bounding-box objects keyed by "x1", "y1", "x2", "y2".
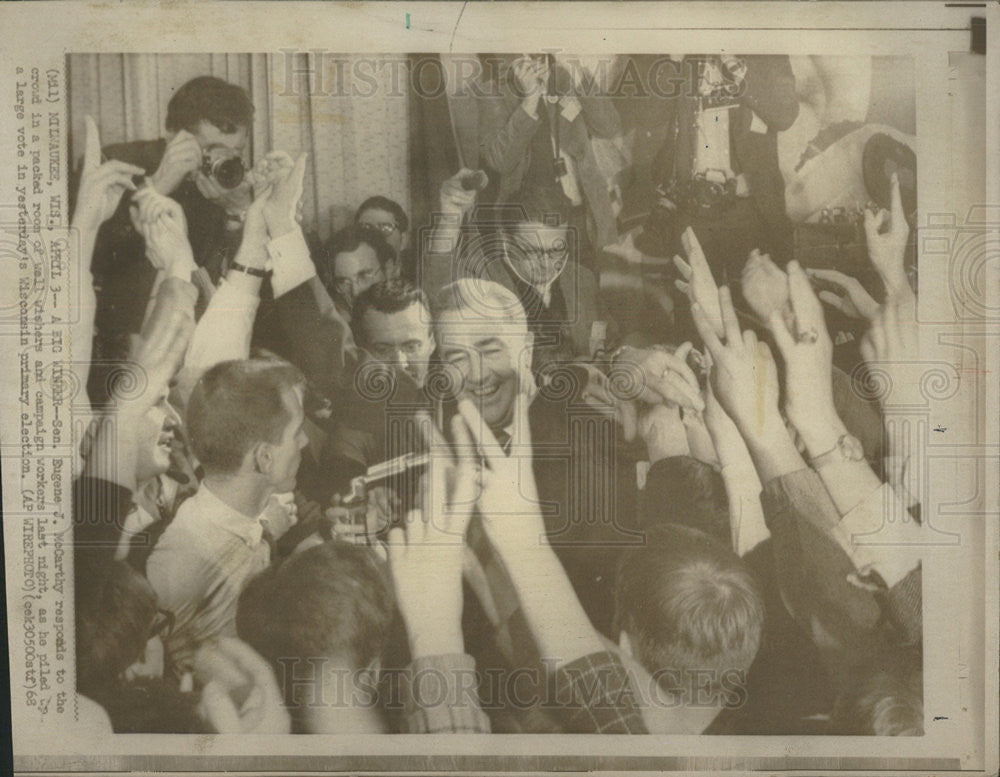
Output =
[{"x1": 468, "y1": 382, "x2": 500, "y2": 400}]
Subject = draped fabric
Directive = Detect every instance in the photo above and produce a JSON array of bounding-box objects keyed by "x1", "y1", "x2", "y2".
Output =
[{"x1": 67, "y1": 53, "x2": 409, "y2": 243}]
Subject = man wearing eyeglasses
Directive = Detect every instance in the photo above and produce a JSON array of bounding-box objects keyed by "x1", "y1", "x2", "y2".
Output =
[
  {"x1": 321, "y1": 225, "x2": 396, "y2": 319},
  {"x1": 425, "y1": 171, "x2": 607, "y2": 374},
  {"x1": 353, "y1": 280, "x2": 435, "y2": 388}
]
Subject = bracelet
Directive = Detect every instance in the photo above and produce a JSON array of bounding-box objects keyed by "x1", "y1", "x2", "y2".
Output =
[{"x1": 228, "y1": 261, "x2": 271, "y2": 279}]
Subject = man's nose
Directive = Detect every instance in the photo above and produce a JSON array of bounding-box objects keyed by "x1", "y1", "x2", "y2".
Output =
[{"x1": 466, "y1": 355, "x2": 484, "y2": 384}]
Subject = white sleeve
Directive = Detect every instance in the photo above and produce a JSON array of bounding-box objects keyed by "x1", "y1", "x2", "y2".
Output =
[
  {"x1": 830, "y1": 482, "x2": 924, "y2": 588},
  {"x1": 184, "y1": 279, "x2": 260, "y2": 372},
  {"x1": 267, "y1": 227, "x2": 316, "y2": 298}
]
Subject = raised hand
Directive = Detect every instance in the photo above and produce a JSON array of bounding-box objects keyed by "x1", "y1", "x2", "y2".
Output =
[
  {"x1": 611, "y1": 343, "x2": 705, "y2": 413},
  {"x1": 150, "y1": 129, "x2": 202, "y2": 197},
  {"x1": 807, "y1": 267, "x2": 880, "y2": 321},
  {"x1": 456, "y1": 396, "x2": 545, "y2": 552},
  {"x1": 72, "y1": 116, "x2": 143, "y2": 234},
  {"x1": 859, "y1": 297, "x2": 920, "y2": 409},
  {"x1": 741, "y1": 249, "x2": 789, "y2": 322},
  {"x1": 691, "y1": 285, "x2": 782, "y2": 441},
  {"x1": 386, "y1": 412, "x2": 478, "y2": 658},
  {"x1": 767, "y1": 260, "x2": 840, "y2": 450},
  {"x1": 512, "y1": 54, "x2": 547, "y2": 98},
  {"x1": 131, "y1": 188, "x2": 195, "y2": 278},
  {"x1": 638, "y1": 402, "x2": 690, "y2": 464},
  {"x1": 85, "y1": 306, "x2": 194, "y2": 490},
  {"x1": 674, "y1": 226, "x2": 724, "y2": 338},
  {"x1": 260, "y1": 151, "x2": 308, "y2": 238},
  {"x1": 438, "y1": 168, "x2": 480, "y2": 219},
  {"x1": 863, "y1": 171, "x2": 911, "y2": 300},
  {"x1": 195, "y1": 637, "x2": 291, "y2": 734}
]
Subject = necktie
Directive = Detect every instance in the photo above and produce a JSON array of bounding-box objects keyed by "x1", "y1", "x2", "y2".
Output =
[{"x1": 492, "y1": 428, "x2": 512, "y2": 456}]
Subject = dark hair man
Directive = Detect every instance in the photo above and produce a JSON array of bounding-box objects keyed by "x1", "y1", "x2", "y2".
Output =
[
  {"x1": 355, "y1": 195, "x2": 409, "y2": 256},
  {"x1": 146, "y1": 358, "x2": 307, "y2": 675},
  {"x1": 353, "y1": 280, "x2": 435, "y2": 388},
  {"x1": 83, "y1": 76, "x2": 256, "y2": 401},
  {"x1": 614, "y1": 523, "x2": 765, "y2": 733},
  {"x1": 321, "y1": 225, "x2": 396, "y2": 318}
]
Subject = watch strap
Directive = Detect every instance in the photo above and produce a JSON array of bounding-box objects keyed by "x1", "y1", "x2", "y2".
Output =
[
  {"x1": 228, "y1": 261, "x2": 271, "y2": 279},
  {"x1": 808, "y1": 433, "x2": 864, "y2": 469}
]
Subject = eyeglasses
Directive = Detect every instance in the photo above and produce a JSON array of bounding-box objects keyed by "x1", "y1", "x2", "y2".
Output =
[
  {"x1": 149, "y1": 608, "x2": 174, "y2": 640},
  {"x1": 510, "y1": 238, "x2": 569, "y2": 263},
  {"x1": 333, "y1": 267, "x2": 384, "y2": 294},
  {"x1": 369, "y1": 340, "x2": 429, "y2": 360},
  {"x1": 359, "y1": 221, "x2": 399, "y2": 237}
]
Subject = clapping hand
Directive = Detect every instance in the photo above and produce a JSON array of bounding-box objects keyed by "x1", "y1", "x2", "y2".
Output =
[
  {"x1": 131, "y1": 187, "x2": 195, "y2": 278},
  {"x1": 255, "y1": 151, "x2": 308, "y2": 238},
  {"x1": 386, "y1": 412, "x2": 478, "y2": 658},
  {"x1": 456, "y1": 397, "x2": 545, "y2": 552},
  {"x1": 72, "y1": 116, "x2": 143, "y2": 234}
]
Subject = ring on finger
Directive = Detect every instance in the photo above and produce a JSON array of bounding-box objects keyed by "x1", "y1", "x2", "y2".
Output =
[{"x1": 797, "y1": 326, "x2": 819, "y2": 345}]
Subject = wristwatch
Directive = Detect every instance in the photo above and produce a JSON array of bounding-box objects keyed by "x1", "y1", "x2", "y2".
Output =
[
  {"x1": 228, "y1": 261, "x2": 270, "y2": 279},
  {"x1": 809, "y1": 433, "x2": 865, "y2": 469}
]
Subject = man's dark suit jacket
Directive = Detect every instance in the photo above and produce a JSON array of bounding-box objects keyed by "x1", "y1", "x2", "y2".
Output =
[
  {"x1": 84, "y1": 139, "x2": 236, "y2": 346},
  {"x1": 625, "y1": 55, "x2": 799, "y2": 234},
  {"x1": 275, "y1": 277, "x2": 639, "y2": 635}
]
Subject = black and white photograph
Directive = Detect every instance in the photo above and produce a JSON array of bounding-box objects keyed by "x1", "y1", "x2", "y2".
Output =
[{"x1": 0, "y1": 3, "x2": 996, "y2": 776}]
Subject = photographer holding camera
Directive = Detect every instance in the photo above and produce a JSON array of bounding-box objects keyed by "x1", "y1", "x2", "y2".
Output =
[{"x1": 81, "y1": 76, "x2": 256, "y2": 402}]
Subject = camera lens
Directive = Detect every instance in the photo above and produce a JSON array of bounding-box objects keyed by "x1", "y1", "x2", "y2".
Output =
[{"x1": 212, "y1": 157, "x2": 245, "y2": 190}]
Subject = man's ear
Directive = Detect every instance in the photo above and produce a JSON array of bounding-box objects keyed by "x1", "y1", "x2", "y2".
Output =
[
  {"x1": 618, "y1": 630, "x2": 634, "y2": 658},
  {"x1": 522, "y1": 330, "x2": 535, "y2": 366},
  {"x1": 252, "y1": 442, "x2": 273, "y2": 476}
]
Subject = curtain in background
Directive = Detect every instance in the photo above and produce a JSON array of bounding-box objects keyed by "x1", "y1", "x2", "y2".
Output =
[{"x1": 67, "y1": 53, "x2": 409, "y2": 243}]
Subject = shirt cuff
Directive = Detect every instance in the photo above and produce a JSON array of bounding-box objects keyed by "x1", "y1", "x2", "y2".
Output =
[
  {"x1": 266, "y1": 228, "x2": 316, "y2": 298},
  {"x1": 830, "y1": 483, "x2": 923, "y2": 588}
]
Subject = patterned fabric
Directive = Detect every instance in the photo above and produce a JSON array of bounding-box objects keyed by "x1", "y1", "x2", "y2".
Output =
[{"x1": 555, "y1": 651, "x2": 649, "y2": 734}]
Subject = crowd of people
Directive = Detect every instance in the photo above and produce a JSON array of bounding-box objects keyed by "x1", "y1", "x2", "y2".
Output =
[{"x1": 71, "y1": 66, "x2": 923, "y2": 736}]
